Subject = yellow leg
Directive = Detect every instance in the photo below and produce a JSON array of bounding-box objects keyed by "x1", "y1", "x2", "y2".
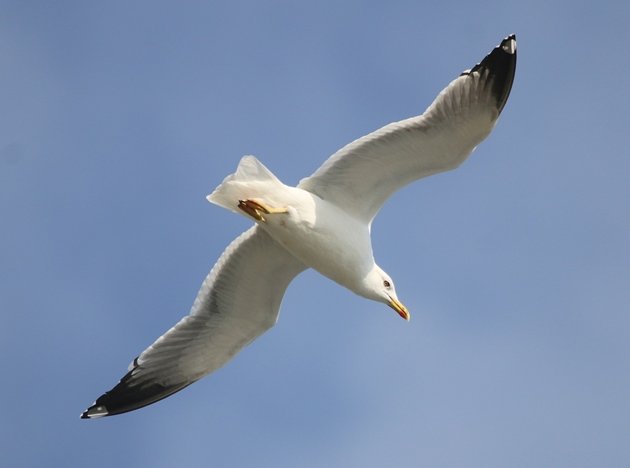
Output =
[{"x1": 238, "y1": 199, "x2": 288, "y2": 222}]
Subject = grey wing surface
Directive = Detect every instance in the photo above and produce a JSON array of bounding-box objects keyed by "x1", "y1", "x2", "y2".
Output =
[
  {"x1": 81, "y1": 226, "x2": 305, "y2": 418},
  {"x1": 299, "y1": 35, "x2": 517, "y2": 224}
]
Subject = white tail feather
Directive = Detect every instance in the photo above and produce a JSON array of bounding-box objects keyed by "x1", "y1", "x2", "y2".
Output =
[{"x1": 207, "y1": 156, "x2": 283, "y2": 214}]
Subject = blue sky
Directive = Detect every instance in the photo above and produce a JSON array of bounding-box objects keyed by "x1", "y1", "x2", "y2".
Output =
[{"x1": 2, "y1": 1, "x2": 629, "y2": 467}]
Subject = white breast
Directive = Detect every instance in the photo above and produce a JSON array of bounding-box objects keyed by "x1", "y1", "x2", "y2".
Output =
[{"x1": 260, "y1": 187, "x2": 374, "y2": 292}]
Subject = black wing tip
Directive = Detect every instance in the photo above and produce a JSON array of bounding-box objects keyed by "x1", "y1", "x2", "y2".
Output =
[
  {"x1": 460, "y1": 34, "x2": 517, "y2": 114},
  {"x1": 460, "y1": 34, "x2": 517, "y2": 75},
  {"x1": 80, "y1": 403, "x2": 109, "y2": 419},
  {"x1": 501, "y1": 34, "x2": 517, "y2": 53},
  {"x1": 80, "y1": 365, "x2": 195, "y2": 419}
]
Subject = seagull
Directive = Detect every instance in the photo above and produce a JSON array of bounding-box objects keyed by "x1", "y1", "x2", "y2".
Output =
[{"x1": 81, "y1": 34, "x2": 517, "y2": 419}]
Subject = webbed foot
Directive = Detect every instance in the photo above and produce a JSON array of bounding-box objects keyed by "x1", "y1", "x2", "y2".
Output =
[{"x1": 238, "y1": 199, "x2": 288, "y2": 222}]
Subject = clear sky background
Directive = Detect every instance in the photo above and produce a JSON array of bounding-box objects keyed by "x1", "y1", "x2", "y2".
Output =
[{"x1": 2, "y1": 1, "x2": 629, "y2": 467}]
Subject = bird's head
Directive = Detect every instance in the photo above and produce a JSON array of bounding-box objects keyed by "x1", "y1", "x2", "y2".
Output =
[{"x1": 360, "y1": 265, "x2": 410, "y2": 321}]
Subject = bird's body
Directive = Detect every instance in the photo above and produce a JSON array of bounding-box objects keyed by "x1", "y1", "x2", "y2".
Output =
[
  {"x1": 82, "y1": 34, "x2": 517, "y2": 419},
  {"x1": 208, "y1": 156, "x2": 376, "y2": 293}
]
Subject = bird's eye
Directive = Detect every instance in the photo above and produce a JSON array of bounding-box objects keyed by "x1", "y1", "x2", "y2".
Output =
[{"x1": 383, "y1": 280, "x2": 391, "y2": 288}]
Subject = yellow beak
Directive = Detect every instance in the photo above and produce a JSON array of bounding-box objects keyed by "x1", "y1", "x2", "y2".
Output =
[{"x1": 388, "y1": 297, "x2": 410, "y2": 321}]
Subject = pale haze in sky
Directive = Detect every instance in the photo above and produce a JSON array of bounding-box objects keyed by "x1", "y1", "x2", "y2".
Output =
[{"x1": 1, "y1": 1, "x2": 629, "y2": 467}]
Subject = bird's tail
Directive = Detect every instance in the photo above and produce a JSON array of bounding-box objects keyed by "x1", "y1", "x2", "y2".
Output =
[{"x1": 206, "y1": 156, "x2": 284, "y2": 215}]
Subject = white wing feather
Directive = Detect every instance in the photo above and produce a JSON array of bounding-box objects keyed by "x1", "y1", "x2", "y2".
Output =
[
  {"x1": 81, "y1": 226, "x2": 305, "y2": 418},
  {"x1": 299, "y1": 35, "x2": 516, "y2": 223}
]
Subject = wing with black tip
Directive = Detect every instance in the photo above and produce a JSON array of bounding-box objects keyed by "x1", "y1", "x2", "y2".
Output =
[
  {"x1": 299, "y1": 35, "x2": 517, "y2": 223},
  {"x1": 81, "y1": 226, "x2": 305, "y2": 418}
]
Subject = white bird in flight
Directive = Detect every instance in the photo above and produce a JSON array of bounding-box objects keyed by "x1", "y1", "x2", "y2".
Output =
[{"x1": 82, "y1": 34, "x2": 517, "y2": 418}]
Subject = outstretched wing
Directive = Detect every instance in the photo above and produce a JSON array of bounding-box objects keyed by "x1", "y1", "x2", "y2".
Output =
[
  {"x1": 299, "y1": 35, "x2": 517, "y2": 223},
  {"x1": 81, "y1": 226, "x2": 305, "y2": 418}
]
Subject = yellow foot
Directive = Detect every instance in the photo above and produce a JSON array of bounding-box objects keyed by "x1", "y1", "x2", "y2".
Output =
[{"x1": 238, "y1": 199, "x2": 288, "y2": 222}]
